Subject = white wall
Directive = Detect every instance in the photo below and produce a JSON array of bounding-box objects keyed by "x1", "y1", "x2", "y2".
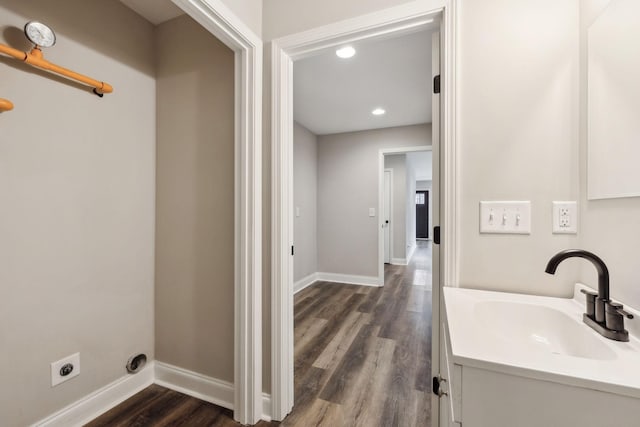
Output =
[
  {"x1": 317, "y1": 124, "x2": 430, "y2": 279},
  {"x1": 0, "y1": 1, "x2": 156, "y2": 425},
  {"x1": 222, "y1": 0, "x2": 262, "y2": 37},
  {"x1": 458, "y1": 0, "x2": 580, "y2": 296},
  {"x1": 384, "y1": 155, "x2": 408, "y2": 261},
  {"x1": 263, "y1": 0, "x2": 426, "y2": 40},
  {"x1": 579, "y1": 0, "x2": 640, "y2": 310},
  {"x1": 293, "y1": 122, "x2": 318, "y2": 282}
]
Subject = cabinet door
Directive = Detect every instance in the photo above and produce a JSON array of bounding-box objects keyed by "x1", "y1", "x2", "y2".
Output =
[{"x1": 441, "y1": 321, "x2": 462, "y2": 426}]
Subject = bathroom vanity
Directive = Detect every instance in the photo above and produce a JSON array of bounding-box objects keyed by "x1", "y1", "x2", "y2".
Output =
[{"x1": 442, "y1": 285, "x2": 640, "y2": 427}]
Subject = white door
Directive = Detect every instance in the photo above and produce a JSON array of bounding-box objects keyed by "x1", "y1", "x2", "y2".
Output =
[{"x1": 383, "y1": 169, "x2": 392, "y2": 263}]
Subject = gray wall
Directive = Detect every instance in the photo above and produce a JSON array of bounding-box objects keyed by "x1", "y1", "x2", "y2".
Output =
[
  {"x1": 0, "y1": 1, "x2": 156, "y2": 425},
  {"x1": 384, "y1": 154, "x2": 408, "y2": 261},
  {"x1": 293, "y1": 122, "x2": 318, "y2": 282},
  {"x1": 155, "y1": 16, "x2": 235, "y2": 381},
  {"x1": 579, "y1": 0, "x2": 640, "y2": 310},
  {"x1": 317, "y1": 125, "x2": 431, "y2": 278}
]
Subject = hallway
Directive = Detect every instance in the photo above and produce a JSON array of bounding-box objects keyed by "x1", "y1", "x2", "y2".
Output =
[{"x1": 283, "y1": 240, "x2": 433, "y2": 426}]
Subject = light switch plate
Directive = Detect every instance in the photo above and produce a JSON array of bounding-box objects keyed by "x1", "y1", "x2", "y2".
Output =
[
  {"x1": 553, "y1": 201, "x2": 577, "y2": 234},
  {"x1": 369, "y1": 208, "x2": 376, "y2": 217},
  {"x1": 480, "y1": 201, "x2": 531, "y2": 234}
]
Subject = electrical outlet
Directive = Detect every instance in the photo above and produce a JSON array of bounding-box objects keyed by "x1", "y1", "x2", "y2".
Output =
[
  {"x1": 51, "y1": 353, "x2": 80, "y2": 387},
  {"x1": 553, "y1": 201, "x2": 577, "y2": 234}
]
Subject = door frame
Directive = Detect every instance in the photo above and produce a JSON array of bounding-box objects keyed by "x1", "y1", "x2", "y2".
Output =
[
  {"x1": 379, "y1": 146, "x2": 431, "y2": 280},
  {"x1": 271, "y1": 0, "x2": 459, "y2": 422},
  {"x1": 383, "y1": 168, "x2": 394, "y2": 264},
  {"x1": 172, "y1": 0, "x2": 263, "y2": 424}
]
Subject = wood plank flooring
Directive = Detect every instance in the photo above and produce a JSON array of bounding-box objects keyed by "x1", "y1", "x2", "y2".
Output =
[{"x1": 86, "y1": 241, "x2": 433, "y2": 427}]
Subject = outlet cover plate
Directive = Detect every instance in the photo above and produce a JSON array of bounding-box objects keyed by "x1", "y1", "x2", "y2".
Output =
[
  {"x1": 51, "y1": 352, "x2": 80, "y2": 387},
  {"x1": 553, "y1": 201, "x2": 578, "y2": 234}
]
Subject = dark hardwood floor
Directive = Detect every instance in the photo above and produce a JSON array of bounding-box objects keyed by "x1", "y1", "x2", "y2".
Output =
[{"x1": 86, "y1": 241, "x2": 433, "y2": 426}]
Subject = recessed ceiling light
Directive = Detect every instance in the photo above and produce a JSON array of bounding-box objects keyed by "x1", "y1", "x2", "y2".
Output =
[
  {"x1": 372, "y1": 108, "x2": 386, "y2": 116},
  {"x1": 336, "y1": 46, "x2": 356, "y2": 59}
]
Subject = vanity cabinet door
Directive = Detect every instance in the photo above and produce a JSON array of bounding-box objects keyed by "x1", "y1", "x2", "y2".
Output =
[{"x1": 441, "y1": 321, "x2": 462, "y2": 426}]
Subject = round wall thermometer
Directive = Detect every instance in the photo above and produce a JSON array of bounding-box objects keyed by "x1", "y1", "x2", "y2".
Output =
[{"x1": 24, "y1": 21, "x2": 56, "y2": 48}]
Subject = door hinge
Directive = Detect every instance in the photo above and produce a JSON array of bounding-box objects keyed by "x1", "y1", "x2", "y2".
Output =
[
  {"x1": 291, "y1": 245, "x2": 295, "y2": 256},
  {"x1": 434, "y1": 226, "x2": 441, "y2": 245},
  {"x1": 432, "y1": 375, "x2": 448, "y2": 397},
  {"x1": 433, "y1": 75, "x2": 441, "y2": 94}
]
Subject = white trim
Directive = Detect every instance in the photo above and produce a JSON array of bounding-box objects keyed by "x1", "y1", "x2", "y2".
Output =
[
  {"x1": 262, "y1": 393, "x2": 272, "y2": 421},
  {"x1": 155, "y1": 362, "x2": 234, "y2": 410},
  {"x1": 384, "y1": 167, "x2": 394, "y2": 264},
  {"x1": 33, "y1": 363, "x2": 155, "y2": 427},
  {"x1": 171, "y1": 0, "x2": 263, "y2": 424},
  {"x1": 379, "y1": 146, "x2": 432, "y2": 285},
  {"x1": 317, "y1": 272, "x2": 382, "y2": 287},
  {"x1": 272, "y1": 1, "x2": 456, "y2": 422},
  {"x1": 294, "y1": 272, "x2": 319, "y2": 294}
]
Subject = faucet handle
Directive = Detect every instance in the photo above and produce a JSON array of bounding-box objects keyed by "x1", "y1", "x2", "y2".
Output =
[
  {"x1": 605, "y1": 302, "x2": 634, "y2": 333},
  {"x1": 580, "y1": 289, "x2": 598, "y2": 296},
  {"x1": 608, "y1": 302, "x2": 634, "y2": 319},
  {"x1": 580, "y1": 289, "x2": 597, "y2": 318}
]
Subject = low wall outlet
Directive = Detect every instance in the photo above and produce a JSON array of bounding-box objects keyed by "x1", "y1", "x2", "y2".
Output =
[
  {"x1": 51, "y1": 352, "x2": 80, "y2": 387},
  {"x1": 553, "y1": 201, "x2": 577, "y2": 234}
]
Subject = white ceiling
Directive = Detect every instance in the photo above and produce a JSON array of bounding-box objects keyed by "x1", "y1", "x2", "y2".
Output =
[
  {"x1": 120, "y1": 0, "x2": 184, "y2": 25},
  {"x1": 294, "y1": 28, "x2": 437, "y2": 136}
]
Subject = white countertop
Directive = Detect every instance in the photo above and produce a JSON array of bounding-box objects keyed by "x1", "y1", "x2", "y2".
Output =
[{"x1": 444, "y1": 284, "x2": 640, "y2": 399}]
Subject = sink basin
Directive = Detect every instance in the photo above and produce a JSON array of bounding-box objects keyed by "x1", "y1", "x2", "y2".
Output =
[
  {"x1": 444, "y1": 284, "x2": 640, "y2": 400},
  {"x1": 475, "y1": 300, "x2": 616, "y2": 360}
]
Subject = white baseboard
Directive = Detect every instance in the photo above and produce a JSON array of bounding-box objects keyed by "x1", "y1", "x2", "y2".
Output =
[
  {"x1": 154, "y1": 361, "x2": 234, "y2": 411},
  {"x1": 317, "y1": 272, "x2": 382, "y2": 287},
  {"x1": 34, "y1": 362, "x2": 155, "y2": 427},
  {"x1": 391, "y1": 257, "x2": 407, "y2": 265},
  {"x1": 34, "y1": 361, "x2": 273, "y2": 425},
  {"x1": 294, "y1": 272, "x2": 319, "y2": 294}
]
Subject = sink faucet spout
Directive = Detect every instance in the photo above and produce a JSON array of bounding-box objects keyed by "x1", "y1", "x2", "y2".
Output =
[{"x1": 545, "y1": 249, "x2": 609, "y2": 323}]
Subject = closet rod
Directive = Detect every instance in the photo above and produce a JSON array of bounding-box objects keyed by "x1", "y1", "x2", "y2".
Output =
[
  {"x1": 0, "y1": 44, "x2": 113, "y2": 96},
  {"x1": 0, "y1": 98, "x2": 14, "y2": 112}
]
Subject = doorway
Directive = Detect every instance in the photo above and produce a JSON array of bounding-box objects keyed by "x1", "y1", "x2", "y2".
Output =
[
  {"x1": 384, "y1": 169, "x2": 393, "y2": 264},
  {"x1": 272, "y1": 3, "x2": 458, "y2": 424},
  {"x1": 416, "y1": 190, "x2": 430, "y2": 239}
]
